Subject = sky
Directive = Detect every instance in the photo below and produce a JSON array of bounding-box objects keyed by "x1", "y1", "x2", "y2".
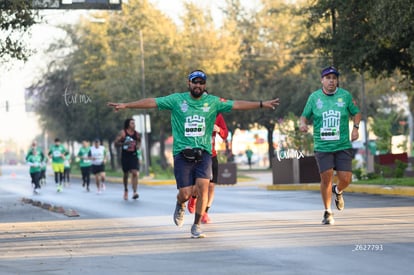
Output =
[{"x1": 0, "y1": 0, "x2": 260, "y2": 157}]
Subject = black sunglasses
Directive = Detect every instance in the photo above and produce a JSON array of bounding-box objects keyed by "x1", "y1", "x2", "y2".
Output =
[{"x1": 191, "y1": 79, "x2": 206, "y2": 85}]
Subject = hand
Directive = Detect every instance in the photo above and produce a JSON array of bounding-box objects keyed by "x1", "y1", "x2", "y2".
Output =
[
  {"x1": 107, "y1": 102, "x2": 127, "y2": 111},
  {"x1": 351, "y1": 127, "x2": 359, "y2": 141},
  {"x1": 299, "y1": 124, "x2": 308, "y2": 132},
  {"x1": 263, "y1": 98, "x2": 280, "y2": 110},
  {"x1": 213, "y1": 124, "x2": 220, "y2": 133}
]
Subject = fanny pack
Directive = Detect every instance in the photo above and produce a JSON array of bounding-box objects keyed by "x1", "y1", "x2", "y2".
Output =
[{"x1": 181, "y1": 148, "x2": 204, "y2": 162}]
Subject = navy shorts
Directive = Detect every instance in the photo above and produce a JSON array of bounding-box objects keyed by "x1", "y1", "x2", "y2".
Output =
[
  {"x1": 314, "y1": 149, "x2": 353, "y2": 173},
  {"x1": 173, "y1": 151, "x2": 212, "y2": 189}
]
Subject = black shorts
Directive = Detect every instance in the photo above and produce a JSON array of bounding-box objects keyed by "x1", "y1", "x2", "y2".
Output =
[
  {"x1": 211, "y1": 155, "x2": 218, "y2": 183},
  {"x1": 92, "y1": 164, "x2": 105, "y2": 174},
  {"x1": 314, "y1": 149, "x2": 353, "y2": 173},
  {"x1": 121, "y1": 152, "x2": 139, "y2": 173}
]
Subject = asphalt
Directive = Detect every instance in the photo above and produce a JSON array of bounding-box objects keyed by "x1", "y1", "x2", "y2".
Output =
[
  {"x1": 137, "y1": 170, "x2": 414, "y2": 197},
  {"x1": 2, "y1": 167, "x2": 414, "y2": 275}
]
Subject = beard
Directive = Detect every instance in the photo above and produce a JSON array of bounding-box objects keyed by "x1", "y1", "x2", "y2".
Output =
[{"x1": 190, "y1": 87, "x2": 204, "y2": 98}]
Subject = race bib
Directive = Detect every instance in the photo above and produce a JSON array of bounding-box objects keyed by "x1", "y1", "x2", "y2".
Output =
[
  {"x1": 184, "y1": 121, "x2": 205, "y2": 137},
  {"x1": 53, "y1": 150, "x2": 62, "y2": 157},
  {"x1": 320, "y1": 127, "x2": 340, "y2": 141}
]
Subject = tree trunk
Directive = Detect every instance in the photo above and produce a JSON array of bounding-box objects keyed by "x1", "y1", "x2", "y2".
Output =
[
  {"x1": 265, "y1": 124, "x2": 275, "y2": 169},
  {"x1": 159, "y1": 128, "x2": 168, "y2": 169},
  {"x1": 108, "y1": 139, "x2": 116, "y2": 171}
]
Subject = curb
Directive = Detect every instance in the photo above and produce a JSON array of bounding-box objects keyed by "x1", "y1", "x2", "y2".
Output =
[
  {"x1": 267, "y1": 184, "x2": 414, "y2": 197},
  {"x1": 21, "y1": 197, "x2": 80, "y2": 217}
]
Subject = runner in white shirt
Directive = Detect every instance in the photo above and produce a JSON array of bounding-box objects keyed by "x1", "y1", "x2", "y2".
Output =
[{"x1": 89, "y1": 138, "x2": 107, "y2": 194}]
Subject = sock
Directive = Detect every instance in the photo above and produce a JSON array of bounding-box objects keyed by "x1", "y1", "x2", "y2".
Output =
[
  {"x1": 335, "y1": 186, "x2": 342, "y2": 194},
  {"x1": 325, "y1": 208, "x2": 332, "y2": 213},
  {"x1": 194, "y1": 213, "x2": 202, "y2": 224}
]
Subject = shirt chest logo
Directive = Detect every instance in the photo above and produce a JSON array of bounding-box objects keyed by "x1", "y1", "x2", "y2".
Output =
[
  {"x1": 181, "y1": 101, "x2": 189, "y2": 112},
  {"x1": 202, "y1": 103, "x2": 210, "y2": 112},
  {"x1": 336, "y1": 98, "x2": 345, "y2": 107}
]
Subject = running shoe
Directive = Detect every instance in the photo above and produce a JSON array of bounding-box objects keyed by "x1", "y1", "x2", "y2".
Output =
[
  {"x1": 82, "y1": 182, "x2": 85, "y2": 187},
  {"x1": 191, "y1": 224, "x2": 206, "y2": 238},
  {"x1": 332, "y1": 184, "x2": 344, "y2": 211},
  {"x1": 187, "y1": 197, "x2": 197, "y2": 214},
  {"x1": 173, "y1": 202, "x2": 185, "y2": 227},
  {"x1": 201, "y1": 213, "x2": 211, "y2": 224},
  {"x1": 322, "y1": 211, "x2": 335, "y2": 225},
  {"x1": 101, "y1": 183, "x2": 106, "y2": 191},
  {"x1": 57, "y1": 184, "x2": 63, "y2": 192},
  {"x1": 132, "y1": 193, "x2": 139, "y2": 200},
  {"x1": 86, "y1": 186, "x2": 90, "y2": 192},
  {"x1": 123, "y1": 191, "x2": 128, "y2": 200},
  {"x1": 33, "y1": 188, "x2": 40, "y2": 195}
]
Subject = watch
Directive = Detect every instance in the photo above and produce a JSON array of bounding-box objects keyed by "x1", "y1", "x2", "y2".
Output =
[{"x1": 353, "y1": 124, "x2": 359, "y2": 129}]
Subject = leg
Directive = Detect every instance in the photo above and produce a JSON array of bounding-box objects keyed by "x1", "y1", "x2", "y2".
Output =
[
  {"x1": 123, "y1": 172, "x2": 129, "y2": 200},
  {"x1": 187, "y1": 186, "x2": 198, "y2": 214},
  {"x1": 81, "y1": 167, "x2": 87, "y2": 187},
  {"x1": 176, "y1": 185, "x2": 193, "y2": 204},
  {"x1": 123, "y1": 172, "x2": 128, "y2": 191},
  {"x1": 194, "y1": 178, "x2": 210, "y2": 224},
  {"x1": 101, "y1": 171, "x2": 106, "y2": 190},
  {"x1": 320, "y1": 168, "x2": 334, "y2": 210},
  {"x1": 33, "y1": 172, "x2": 41, "y2": 192},
  {"x1": 131, "y1": 169, "x2": 139, "y2": 199},
  {"x1": 336, "y1": 170, "x2": 352, "y2": 192}
]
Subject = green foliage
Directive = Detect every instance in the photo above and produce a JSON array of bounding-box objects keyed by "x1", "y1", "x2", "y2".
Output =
[
  {"x1": 0, "y1": 0, "x2": 39, "y2": 61},
  {"x1": 394, "y1": 159, "x2": 408, "y2": 178},
  {"x1": 305, "y1": 0, "x2": 414, "y2": 120},
  {"x1": 374, "y1": 159, "x2": 408, "y2": 178},
  {"x1": 149, "y1": 156, "x2": 174, "y2": 179},
  {"x1": 276, "y1": 112, "x2": 313, "y2": 155}
]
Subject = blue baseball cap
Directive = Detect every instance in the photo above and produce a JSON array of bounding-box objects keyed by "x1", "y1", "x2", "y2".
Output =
[
  {"x1": 321, "y1": 66, "x2": 339, "y2": 77},
  {"x1": 188, "y1": 70, "x2": 207, "y2": 81}
]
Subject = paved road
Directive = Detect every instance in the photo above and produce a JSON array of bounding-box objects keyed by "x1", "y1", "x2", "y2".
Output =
[{"x1": 1, "y1": 165, "x2": 413, "y2": 275}]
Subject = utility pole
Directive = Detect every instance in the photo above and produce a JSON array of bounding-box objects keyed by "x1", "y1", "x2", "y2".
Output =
[
  {"x1": 360, "y1": 71, "x2": 371, "y2": 172},
  {"x1": 140, "y1": 29, "x2": 150, "y2": 177}
]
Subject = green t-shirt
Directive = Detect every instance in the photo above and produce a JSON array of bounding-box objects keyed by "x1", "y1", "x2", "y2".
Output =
[
  {"x1": 77, "y1": 146, "x2": 92, "y2": 167},
  {"x1": 156, "y1": 92, "x2": 234, "y2": 155},
  {"x1": 48, "y1": 144, "x2": 67, "y2": 163},
  {"x1": 27, "y1": 154, "x2": 42, "y2": 173},
  {"x1": 301, "y1": 88, "x2": 360, "y2": 152}
]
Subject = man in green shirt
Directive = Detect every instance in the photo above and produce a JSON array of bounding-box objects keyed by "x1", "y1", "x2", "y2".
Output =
[
  {"x1": 108, "y1": 70, "x2": 280, "y2": 238},
  {"x1": 300, "y1": 66, "x2": 361, "y2": 225},
  {"x1": 77, "y1": 140, "x2": 92, "y2": 192},
  {"x1": 26, "y1": 147, "x2": 43, "y2": 194},
  {"x1": 48, "y1": 138, "x2": 68, "y2": 192},
  {"x1": 25, "y1": 140, "x2": 46, "y2": 188}
]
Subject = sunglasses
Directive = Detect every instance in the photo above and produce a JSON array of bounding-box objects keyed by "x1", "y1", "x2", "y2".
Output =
[{"x1": 191, "y1": 79, "x2": 206, "y2": 85}]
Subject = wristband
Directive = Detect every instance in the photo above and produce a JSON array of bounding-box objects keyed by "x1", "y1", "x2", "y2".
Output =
[
  {"x1": 353, "y1": 124, "x2": 359, "y2": 129},
  {"x1": 260, "y1": 100, "x2": 263, "y2": 108}
]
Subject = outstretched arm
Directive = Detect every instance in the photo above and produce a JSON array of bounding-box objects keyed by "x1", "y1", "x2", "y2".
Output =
[
  {"x1": 108, "y1": 98, "x2": 157, "y2": 111},
  {"x1": 232, "y1": 98, "x2": 279, "y2": 110}
]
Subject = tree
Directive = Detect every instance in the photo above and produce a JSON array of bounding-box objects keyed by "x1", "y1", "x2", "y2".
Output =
[
  {"x1": 0, "y1": 0, "x2": 38, "y2": 62},
  {"x1": 306, "y1": 0, "x2": 414, "y2": 113}
]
